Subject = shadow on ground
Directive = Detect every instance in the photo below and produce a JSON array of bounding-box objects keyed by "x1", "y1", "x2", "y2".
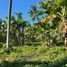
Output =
[
  {"x1": 0, "y1": 58, "x2": 67, "y2": 67},
  {"x1": 0, "y1": 61, "x2": 50, "y2": 67}
]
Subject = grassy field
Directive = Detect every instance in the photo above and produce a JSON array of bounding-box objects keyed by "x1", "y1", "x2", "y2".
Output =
[{"x1": 0, "y1": 45, "x2": 67, "y2": 67}]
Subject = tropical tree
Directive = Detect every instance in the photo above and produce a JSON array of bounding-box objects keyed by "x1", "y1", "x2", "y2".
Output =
[
  {"x1": 29, "y1": 0, "x2": 67, "y2": 46},
  {"x1": 7, "y1": 0, "x2": 12, "y2": 48},
  {"x1": 28, "y1": 5, "x2": 38, "y2": 21},
  {"x1": 8, "y1": 13, "x2": 30, "y2": 46},
  {"x1": 0, "y1": 19, "x2": 7, "y2": 43}
]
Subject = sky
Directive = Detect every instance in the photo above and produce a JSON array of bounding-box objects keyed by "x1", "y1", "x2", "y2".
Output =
[{"x1": 0, "y1": 0, "x2": 44, "y2": 23}]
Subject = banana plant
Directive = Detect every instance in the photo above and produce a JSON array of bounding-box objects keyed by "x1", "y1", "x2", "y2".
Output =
[
  {"x1": 28, "y1": 0, "x2": 67, "y2": 46},
  {"x1": 9, "y1": 13, "x2": 30, "y2": 46}
]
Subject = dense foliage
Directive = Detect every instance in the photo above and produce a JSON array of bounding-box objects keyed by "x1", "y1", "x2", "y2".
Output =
[
  {"x1": 0, "y1": 0, "x2": 66, "y2": 46},
  {"x1": 0, "y1": 0, "x2": 67, "y2": 67}
]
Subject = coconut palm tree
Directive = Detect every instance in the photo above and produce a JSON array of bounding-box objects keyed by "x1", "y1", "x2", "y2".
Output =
[{"x1": 7, "y1": 0, "x2": 12, "y2": 48}]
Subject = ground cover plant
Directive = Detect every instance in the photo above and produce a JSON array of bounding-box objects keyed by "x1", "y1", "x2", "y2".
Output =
[{"x1": 0, "y1": 45, "x2": 67, "y2": 67}]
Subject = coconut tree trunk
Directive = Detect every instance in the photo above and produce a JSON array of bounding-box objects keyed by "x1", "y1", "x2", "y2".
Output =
[
  {"x1": 22, "y1": 29, "x2": 24, "y2": 45},
  {"x1": 7, "y1": 0, "x2": 12, "y2": 48}
]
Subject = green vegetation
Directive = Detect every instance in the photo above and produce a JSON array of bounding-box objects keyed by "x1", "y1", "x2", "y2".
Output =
[
  {"x1": 0, "y1": 45, "x2": 67, "y2": 67},
  {"x1": 0, "y1": 0, "x2": 67, "y2": 67}
]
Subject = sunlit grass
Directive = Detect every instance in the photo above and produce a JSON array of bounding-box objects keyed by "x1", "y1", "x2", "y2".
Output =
[{"x1": 0, "y1": 45, "x2": 67, "y2": 67}]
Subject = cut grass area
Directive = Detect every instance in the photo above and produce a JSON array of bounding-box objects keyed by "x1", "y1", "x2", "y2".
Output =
[{"x1": 0, "y1": 45, "x2": 67, "y2": 67}]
